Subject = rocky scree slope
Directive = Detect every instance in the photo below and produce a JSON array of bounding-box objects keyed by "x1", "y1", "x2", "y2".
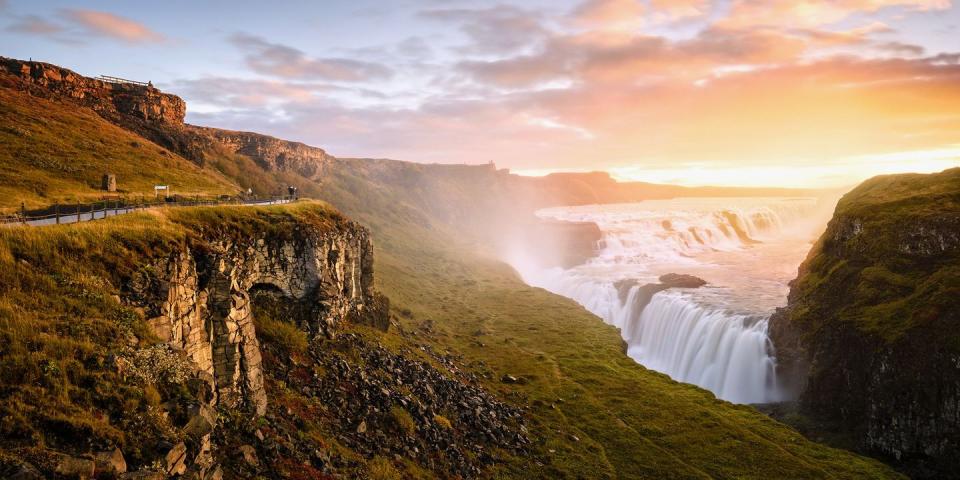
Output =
[{"x1": 769, "y1": 167, "x2": 960, "y2": 478}]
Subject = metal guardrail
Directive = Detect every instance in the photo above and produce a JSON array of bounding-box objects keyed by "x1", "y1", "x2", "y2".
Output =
[{"x1": 1, "y1": 195, "x2": 296, "y2": 227}]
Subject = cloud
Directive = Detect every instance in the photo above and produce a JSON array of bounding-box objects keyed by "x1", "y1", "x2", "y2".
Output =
[
  {"x1": 5, "y1": 15, "x2": 65, "y2": 35},
  {"x1": 874, "y1": 41, "x2": 926, "y2": 55},
  {"x1": 515, "y1": 54, "x2": 960, "y2": 170},
  {"x1": 649, "y1": 0, "x2": 710, "y2": 21},
  {"x1": 569, "y1": 0, "x2": 710, "y2": 31},
  {"x1": 188, "y1": 51, "x2": 960, "y2": 182},
  {"x1": 722, "y1": 0, "x2": 952, "y2": 28},
  {"x1": 170, "y1": 76, "x2": 390, "y2": 113},
  {"x1": 457, "y1": 26, "x2": 811, "y2": 87},
  {"x1": 230, "y1": 33, "x2": 392, "y2": 81},
  {"x1": 61, "y1": 9, "x2": 165, "y2": 43},
  {"x1": 790, "y1": 22, "x2": 894, "y2": 48},
  {"x1": 395, "y1": 37, "x2": 433, "y2": 60},
  {"x1": 420, "y1": 5, "x2": 549, "y2": 54},
  {"x1": 572, "y1": 0, "x2": 645, "y2": 27},
  {"x1": 170, "y1": 77, "x2": 326, "y2": 109},
  {"x1": 231, "y1": 51, "x2": 960, "y2": 182}
]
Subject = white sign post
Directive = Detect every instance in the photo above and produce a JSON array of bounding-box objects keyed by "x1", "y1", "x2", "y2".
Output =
[{"x1": 154, "y1": 185, "x2": 168, "y2": 199}]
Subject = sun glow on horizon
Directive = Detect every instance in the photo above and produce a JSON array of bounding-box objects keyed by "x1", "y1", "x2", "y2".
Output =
[{"x1": 512, "y1": 146, "x2": 960, "y2": 189}]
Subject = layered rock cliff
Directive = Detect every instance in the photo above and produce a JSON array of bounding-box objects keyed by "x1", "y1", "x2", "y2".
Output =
[
  {"x1": 0, "y1": 57, "x2": 185, "y2": 124},
  {"x1": 189, "y1": 126, "x2": 333, "y2": 179},
  {"x1": 125, "y1": 214, "x2": 384, "y2": 418},
  {"x1": 769, "y1": 167, "x2": 960, "y2": 478}
]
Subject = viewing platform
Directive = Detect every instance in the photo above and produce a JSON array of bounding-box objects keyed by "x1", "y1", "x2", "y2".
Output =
[{"x1": 97, "y1": 75, "x2": 152, "y2": 87}]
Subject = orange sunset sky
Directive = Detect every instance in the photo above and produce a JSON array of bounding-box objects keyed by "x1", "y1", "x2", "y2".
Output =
[{"x1": 3, "y1": 0, "x2": 959, "y2": 187}]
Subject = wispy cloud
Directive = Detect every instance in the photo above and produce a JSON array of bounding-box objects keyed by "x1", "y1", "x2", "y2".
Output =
[
  {"x1": 421, "y1": 5, "x2": 550, "y2": 54},
  {"x1": 60, "y1": 9, "x2": 165, "y2": 43},
  {"x1": 230, "y1": 33, "x2": 392, "y2": 82},
  {"x1": 5, "y1": 15, "x2": 64, "y2": 35}
]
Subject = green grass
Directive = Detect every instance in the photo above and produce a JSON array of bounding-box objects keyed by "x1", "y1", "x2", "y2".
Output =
[
  {"x1": 0, "y1": 85, "x2": 237, "y2": 212},
  {"x1": 367, "y1": 455, "x2": 403, "y2": 480},
  {"x1": 389, "y1": 406, "x2": 417, "y2": 436}
]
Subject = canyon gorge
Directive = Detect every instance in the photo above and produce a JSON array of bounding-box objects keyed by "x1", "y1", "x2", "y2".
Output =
[{"x1": 0, "y1": 56, "x2": 956, "y2": 479}]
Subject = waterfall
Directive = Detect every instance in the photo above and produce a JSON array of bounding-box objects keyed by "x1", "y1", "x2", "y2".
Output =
[
  {"x1": 619, "y1": 291, "x2": 778, "y2": 404},
  {"x1": 515, "y1": 198, "x2": 827, "y2": 404}
]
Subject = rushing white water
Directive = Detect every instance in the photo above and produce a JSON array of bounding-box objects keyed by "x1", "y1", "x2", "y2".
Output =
[{"x1": 511, "y1": 197, "x2": 834, "y2": 404}]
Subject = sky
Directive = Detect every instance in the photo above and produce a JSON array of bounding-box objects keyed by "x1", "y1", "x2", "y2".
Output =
[{"x1": 2, "y1": 0, "x2": 959, "y2": 188}]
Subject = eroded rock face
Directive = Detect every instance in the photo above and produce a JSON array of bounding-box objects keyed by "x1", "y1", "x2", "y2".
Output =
[
  {"x1": 0, "y1": 57, "x2": 185, "y2": 124},
  {"x1": 190, "y1": 126, "x2": 334, "y2": 179},
  {"x1": 128, "y1": 223, "x2": 387, "y2": 416}
]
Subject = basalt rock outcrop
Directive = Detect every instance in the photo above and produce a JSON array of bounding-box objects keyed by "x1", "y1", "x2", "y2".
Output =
[{"x1": 768, "y1": 167, "x2": 960, "y2": 478}]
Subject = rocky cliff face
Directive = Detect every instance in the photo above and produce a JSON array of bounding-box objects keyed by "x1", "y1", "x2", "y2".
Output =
[
  {"x1": 769, "y1": 168, "x2": 960, "y2": 478},
  {"x1": 189, "y1": 126, "x2": 333, "y2": 179},
  {"x1": 0, "y1": 57, "x2": 185, "y2": 124},
  {"x1": 125, "y1": 216, "x2": 385, "y2": 418}
]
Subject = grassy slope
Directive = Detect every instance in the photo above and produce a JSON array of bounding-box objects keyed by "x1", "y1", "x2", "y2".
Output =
[
  {"x1": 318, "y1": 168, "x2": 903, "y2": 479},
  {"x1": 0, "y1": 85, "x2": 237, "y2": 212},
  {"x1": 785, "y1": 167, "x2": 960, "y2": 343}
]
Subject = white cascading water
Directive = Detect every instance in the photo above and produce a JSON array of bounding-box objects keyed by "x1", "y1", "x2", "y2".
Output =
[{"x1": 511, "y1": 197, "x2": 833, "y2": 404}]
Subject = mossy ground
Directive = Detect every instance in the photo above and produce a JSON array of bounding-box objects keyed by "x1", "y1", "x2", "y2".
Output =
[{"x1": 785, "y1": 168, "x2": 960, "y2": 344}]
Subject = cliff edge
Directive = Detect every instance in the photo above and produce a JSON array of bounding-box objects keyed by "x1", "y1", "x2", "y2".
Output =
[{"x1": 769, "y1": 167, "x2": 960, "y2": 477}]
